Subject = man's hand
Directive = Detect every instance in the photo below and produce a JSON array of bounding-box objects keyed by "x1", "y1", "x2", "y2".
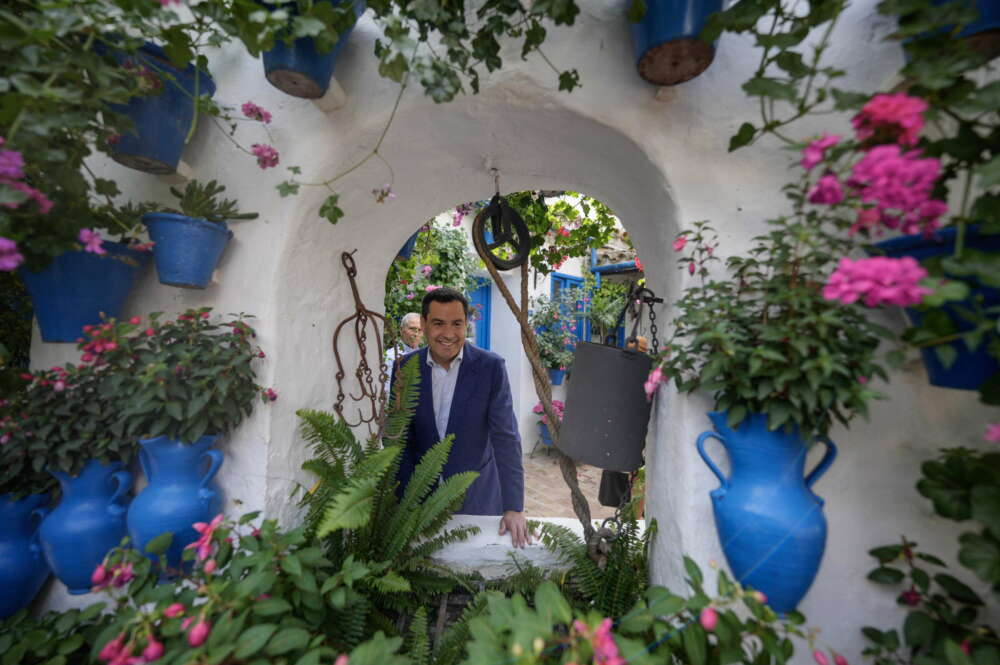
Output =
[{"x1": 499, "y1": 510, "x2": 532, "y2": 548}]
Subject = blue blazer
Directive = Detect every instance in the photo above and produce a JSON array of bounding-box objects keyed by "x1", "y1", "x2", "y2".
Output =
[{"x1": 394, "y1": 344, "x2": 524, "y2": 515}]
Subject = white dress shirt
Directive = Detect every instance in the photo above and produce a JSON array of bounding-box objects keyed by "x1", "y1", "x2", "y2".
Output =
[
  {"x1": 427, "y1": 346, "x2": 464, "y2": 441},
  {"x1": 383, "y1": 342, "x2": 417, "y2": 396}
]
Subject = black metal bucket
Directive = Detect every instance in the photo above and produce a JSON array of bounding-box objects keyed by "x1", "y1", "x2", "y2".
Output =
[{"x1": 557, "y1": 341, "x2": 652, "y2": 471}]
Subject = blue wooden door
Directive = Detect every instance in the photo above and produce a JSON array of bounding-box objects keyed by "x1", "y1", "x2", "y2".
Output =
[{"x1": 469, "y1": 278, "x2": 491, "y2": 350}]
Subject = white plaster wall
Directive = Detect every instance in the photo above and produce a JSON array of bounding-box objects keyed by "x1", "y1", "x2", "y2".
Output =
[{"x1": 27, "y1": 0, "x2": 999, "y2": 657}]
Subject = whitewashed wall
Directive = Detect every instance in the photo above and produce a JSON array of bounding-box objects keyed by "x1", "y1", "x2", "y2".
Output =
[{"x1": 30, "y1": 0, "x2": 999, "y2": 658}]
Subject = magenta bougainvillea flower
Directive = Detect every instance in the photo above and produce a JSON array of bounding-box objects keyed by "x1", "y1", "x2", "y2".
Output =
[{"x1": 822, "y1": 256, "x2": 929, "y2": 308}]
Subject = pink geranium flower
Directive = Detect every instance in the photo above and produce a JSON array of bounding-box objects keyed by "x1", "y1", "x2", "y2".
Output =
[
  {"x1": 801, "y1": 133, "x2": 841, "y2": 171},
  {"x1": 848, "y1": 145, "x2": 946, "y2": 235},
  {"x1": 240, "y1": 101, "x2": 272, "y2": 123},
  {"x1": 644, "y1": 366, "x2": 666, "y2": 401},
  {"x1": 185, "y1": 514, "x2": 224, "y2": 560},
  {"x1": 822, "y1": 256, "x2": 930, "y2": 308},
  {"x1": 852, "y1": 93, "x2": 928, "y2": 147},
  {"x1": 808, "y1": 174, "x2": 844, "y2": 205},
  {"x1": 0, "y1": 237, "x2": 24, "y2": 272},
  {"x1": 2, "y1": 180, "x2": 53, "y2": 214},
  {"x1": 985, "y1": 423, "x2": 1000, "y2": 442},
  {"x1": 78, "y1": 228, "x2": 106, "y2": 255},
  {"x1": 0, "y1": 146, "x2": 25, "y2": 180},
  {"x1": 250, "y1": 144, "x2": 279, "y2": 169}
]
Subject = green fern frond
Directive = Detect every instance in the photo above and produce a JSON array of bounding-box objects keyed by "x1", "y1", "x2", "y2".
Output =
[
  {"x1": 433, "y1": 592, "x2": 494, "y2": 665},
  {"x1": 409, "y1": 472, "x2": 478, "y2": 543},
  {"x1": 403, "y1": 525, "x2": 480, "y2": 565},
  {"x1": 382, "y1": 354, "x2": 421, "y2": 449},
  {"x1": 390, "y1": 435, "x2": 456, "y2": 530},
  {"x1": 316, "y1": 446, "x2": 400, "y2": 538},
  {"x1": 404, "y1": 607, "x2": 431, "y2": 665}
]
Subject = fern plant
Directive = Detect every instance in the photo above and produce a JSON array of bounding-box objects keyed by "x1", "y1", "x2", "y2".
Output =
[
  {"x1": 295, "y1": 355, "x2": 480, "y2": 648},
  {"x1": 537, "y1": 517, "x2": 656, "y2": 619}
]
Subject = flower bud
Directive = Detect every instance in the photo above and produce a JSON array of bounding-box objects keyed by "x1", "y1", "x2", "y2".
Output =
[
  {"x1": 834, "y1": 653, "x2": 848, "y2": 665},
  {"x1": 204, "y1": 559, "x2": 217, "y2": 574},
  {"x1": 188, "y1": 619, "x2": 211, "y2": 647},
  {"x1": 163, "y1": 602, "x2": 185, "y2": 618},
  {"x1": 814, "y1": 650, "x2": 830, "y2": 665},
  {"x1": 699, "y1": 607, "x2": 718, "y2": 632},
  {"x1": 91, "y1": 563, "x2": 109, "y2": 586},
  {"x1": 129, "y1": 317, "x2": 141, "y2": 325},
  {"x1": 753, "y1": 591, "x2": 767, "y2": 604},
  {"x1": 142, "y1": 636, "x2": 164, "y2": 662},
  {"x1": 98, "y1": 633, "x2": 126, "y2": 662},
  {"x1": 334, "y1": 656, "x2": 349, "y2": 665}
]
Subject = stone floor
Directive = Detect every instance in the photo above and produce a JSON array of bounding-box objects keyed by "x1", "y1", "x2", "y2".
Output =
[{"x1": 522, "y1": 445, "x2": 616, "y2": 519}]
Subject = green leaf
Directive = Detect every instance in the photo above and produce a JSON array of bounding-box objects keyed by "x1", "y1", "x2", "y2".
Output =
[
  {"x1": 774, "y1": 51, "x2": 810, "y2": 77},
  {"x1": 974, "y1": 155, "x2": 1000, "y2": 190},
  {"x1": 253, "y1": 598, "x2": 294, "y2": 616},
  {"x1": 867, "y1": 567, "x2": 905, "y2": 584},
  {"x1": 958, "y1": 532, "x2": 1000, "y2": 585},
  {"x1": 277, "y1": 181, "x2": 300, "y2": 197},
  {"x1": 729, "y1": 122, "x2": 756, "y2": 152},
  {"x1": 281, "y1": 553, "x2": 302, "y2": 577},
  {"x1": 935, "y1": 344, "x2": 958, "y2": 369},
  {"x1": 869, "y1": 545, "x2": 902, "y2": 563},
  {"x1": 683, "y1": 556, "x2": 703, "y2": 587},
  {"x1": 904, "y1": 611, "x2": 935, "y2": 647},
  {"x1": 946, "y1": 639, "x2": 975, "y2": 665},
  {"x1": 315, "y1": 446, "x2": 398, "y2": 537},
  {"x1": 378, "y1": 52, "x2": 408, "y2": 83},
  {"x1": 265, "y1": 628, "x2": 311, "y2": 656},
  {"x1": 682, "y1": 623, "x2": 707, "y2": 665},
  {"x1": 145, "y1": 532, "x2": 173, "y2": 556},
  {"x1": 534, "y1": 581, "x2": 572, "y2": 625},
  {"x1": 319, "y1": 194, "x2": 344, "y2": 225},
  {"x1": 971, "y1": 485, "x2": 1000, "y2": 535},
  {"x1": 234, "y1": 625, "x2": 278, "y2": 660},
  {"x1": 741, "y1": 77, "x2": 797, "y2": 101},
  {"x1": 934, "y1": 573, "x2": 983, "y2": 605},
  {"x1": 626, "y1": 0, "x2": 647, "y2": 22}
]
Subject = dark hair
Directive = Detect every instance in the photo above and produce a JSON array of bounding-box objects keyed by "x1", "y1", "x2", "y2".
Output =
[{"x1": 421, "y1": 287, "x2": 470, "y2": 319}]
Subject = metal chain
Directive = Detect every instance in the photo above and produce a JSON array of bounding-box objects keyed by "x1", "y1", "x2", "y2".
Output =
[{"x1": 648, "y1": 304, "x2": 659, "y2": 355}]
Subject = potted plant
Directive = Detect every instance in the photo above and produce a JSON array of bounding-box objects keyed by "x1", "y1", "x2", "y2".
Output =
[
  {"x1": 0, "y1": 397, "x2": 56, "y2": 616},
  {"x1": 257, "y1": 0, "x2": 366, "y2": 99},
  {"x1": 628, "y1": 0, "x2": 724, "y2": 86},
  {"x1": 142, "y1": 180, "x2": 259, "y2": 289},
  {"x1": 81, "y1": 309, "x2": 270, "y2": 570},
  {"x1": 0, "y1": 361, "x2": 135, "y2": 595},
  {"x1": 529, "y1": 290, "x2": 581, "y2": 385},
  {"x1": 532, "y1": 399, "x2": 565, "y2": 448}
]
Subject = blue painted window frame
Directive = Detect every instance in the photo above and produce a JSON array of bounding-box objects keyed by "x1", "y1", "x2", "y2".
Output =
[
  {"x1": 470, "y1": 277, "x2": 491, "y2": 350},
  {"x1": 550, "y1": 272, "x2": 587, "y2": 343}
]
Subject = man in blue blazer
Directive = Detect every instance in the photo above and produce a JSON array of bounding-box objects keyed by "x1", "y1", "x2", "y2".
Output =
[{"x1": 394, "y1": 287, "x2": 531, "y2": 547}]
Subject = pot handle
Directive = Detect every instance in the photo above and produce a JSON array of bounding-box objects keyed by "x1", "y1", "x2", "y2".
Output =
[
  {"x1": 805, "y1": 436, "x2": 837, "y2": 489},
  {"x1": 139, "y1": 448, "x2": 152, "y2": 483},
  {"x1": 696, "y1": 431, "x2": 729, "y2": 493},
  {"x1": 107, "y1": 470, "x2": 133, "y2": 516},
  {"x1": 199, "y1": 450, "x2": 224, "y2": 492},
  {"x1": 29, "y1": 506, "x2": 50, "y2": 558}
]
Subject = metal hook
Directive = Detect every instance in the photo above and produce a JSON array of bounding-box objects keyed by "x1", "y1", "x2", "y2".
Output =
[{"x1": 490, "y1": 167, "x2": 500, "y2": 196}]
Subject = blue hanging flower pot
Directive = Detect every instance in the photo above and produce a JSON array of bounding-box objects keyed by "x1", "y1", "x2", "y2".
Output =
[
  {"x1": 0, "y1": 493, "x2": 51, "y2": 618},
  {"x1": 19, "y1": 243, "x2": 149, "y2": 343},
  {"x1": 548, "y1": 368, "x2": 566, "y2": 386},
  {"x1": 142, "y1": 213, "x2": 233, "y2": 289},
  {"x1": 696, "y1": 411, "x2": 837, "y2": 614},
  {"x1": 396, "y1": 232, "x2": 419, "y2": 260},
  {"x1": 127, "y1": 435, "x2": 224, "y2": 571},
  {"x1": 631, "y1": 0, "x2": 723, "y2": 86},
  {"x1": 108, "y1": 42, "x2": 216, "y2": 174},
  {"x1": 262, "y1": 0, "x2": 366, "y2": 98},
  {"x1": 538, "y1": 422, "x2": 553, "y2": 447},
  {"x1": 39, "y1": 461, "x2": 132, "y2": 594},
  {"x1": 873, "y1": 225, "x2": 1000, "y2": 391}
]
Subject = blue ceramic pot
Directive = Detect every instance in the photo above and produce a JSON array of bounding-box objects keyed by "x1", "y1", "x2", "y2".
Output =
[
  {"x1": 396, "y1": 232, "x2": 419, "y2": 260},
  {"x1": 39, "y1": 461, "x2": 132, "y2": 594},
  {"x1": 128, "y1": 436, "x2": 224, "y2": 570},
  {"x1": 142, "y1": 213, "x2": 233, "y2": 289},
  {"x1": 19, "y1": 243, "x2": 149, "y2": 343},
  {"x1": 631, "y1": 0, "x2": 723, "y2": 85},
  {"x1": 538, "y1": 422, "x2": 553, "y2": 447},
  {"x1": 873, "y1": 225, "x2": 1000, "y2": 390},
  {"x1": 262, "y1": 0, "x2": 366, "y2": 98},
  {"x1": 0, "y1": 494, "x2": 51, "y2": 618},
  {"x1": 548, "y1": 368, "x2": 566, "y2": 386},
  {"x1": 696, "y1": 411, "x2": 837, "y2": 614},
  {"x1": 108, "y1": 43, "x2": 216, "y2": 174}
]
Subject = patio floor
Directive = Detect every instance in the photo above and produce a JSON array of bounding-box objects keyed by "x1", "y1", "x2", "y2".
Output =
[{"x1": 522, "y1": 447, "x2": 616, "y2": 520}]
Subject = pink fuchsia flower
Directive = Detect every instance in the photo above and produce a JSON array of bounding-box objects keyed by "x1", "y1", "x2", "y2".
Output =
[
  {"x1": 985, "y1": 423, "x2": 1000, "y2": 442},
  {"x1": 0, "y1": 145, "x2": 25, "y2": 180},
  {"x1": 0, "y1": 237, "x2": 24, "y2": 271},
  {"x1": 203, "y1": 558, "x2": 217, "y2": 574},
  {"x1": 808, "y1": 174, "x2": 845, "y2": 205},
  {"x1": 264, "y1": 388, "x2": 278, "y2": 402},
  {"x1": 801, "y1": 133, "x2": 841, "y2": 171},
  {"x1": 853, "y1": 93, "x2": 928, "y2": 147},
  {"x1": 91, "y1": 563, "x2": 110, "y2": 588},
  {"x1": 163, "y1": 603, "x2": 185, "y2": 618},
  {"x1": 699, "y1": 607, "x2": 718, "y2": 631},
  {"x1": 99, "y1": 633, "x2": 126, "y2": 662},
  {"x1": 673, "y1": 236, "x2": 687, "y2": 252},
  {"x1": 142, "y1": 636, "x2": 164, "y2": 662},
  {"x1": 635, "y1": 257, "x2": 643, "y2": 272},
  {"x1": 425, "y1": 284, "x2": 440, "y2": 292},
  {"x1": 181, "y1": 617, "x2": 194, "y2": 631},
  {"x1": 187, "y1": 619, "x2": 211, "y2": 647},
  {"x1": 753, "y1": 591, "x2": 767, "y2": 604},
  {"x1": 814, "y1": 651, "x2": 830, "y2": 665},
  {"x1": 110, "y1": 562, "x2": 134, "y2": 588},
  {"x1": 241, "y1": 101, "x2": 272, "y2": 123},
  {"x1": 250, "y1": 144, "x2": 279, "y2": 169},
  {"x1": 591, "y1": 618, "x2": 624, "y2": 665},
  {"x1": 644, "y1": 366, "x2": 666, "y2": 401},
  {"x1": 334, "y1": 655, "x2": 349, "y2": 665},
  {"x1": 834, "y1": 654, "x2": 848, "y2": 665},
  {"x1": 848, "y1": 145, "x2": 947, "y2": 236},
  {"x1": 78, "y1": 228, "x2": 106, "y2": 255},
  {"x1": 899, "y1": 588, "x2": 922, "y2": 606},
  {"x1": 421, "y1": 264, "x2": 433, "y2": 276},
  {"x1": 53, "y1": 380, "x2": 66, "y2": 392},
  {"x1": 688, "y1": 261, "x2": 696, "y2": 275},
  {"x1": 129, "y1": 316, "x2": 141, "y2": 325},
  {"x1": 145, "y1": 328, "x2": 155, "y2": 337},
  {"x1": 185, "y1": 513, "x2": 224, "y2": 560},
  {"x1": 823, "y1": 256, "x2": 930, "y2": 308}
]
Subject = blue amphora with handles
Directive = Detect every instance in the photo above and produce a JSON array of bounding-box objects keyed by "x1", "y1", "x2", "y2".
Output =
[
  {"x1": 697, "y1": 411, "x2": 837, "y2": 614},
  {"x1": 128, "y1": 435, "x2": 224, "y2": 571}
]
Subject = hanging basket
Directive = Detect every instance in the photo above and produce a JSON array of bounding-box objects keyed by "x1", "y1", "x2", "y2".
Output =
[
  {"x1": 108, "y1": 43, "x2": 216, "y2": 175},
  {"x1": 631, "y1": 0, "x2": 724, "y2": 86},
  {"x1": 143, "y1": 213, "x2": 233, "y2": 289},
  {"x1": 873, "y1": 225, "x2": 1000, "y2": 391},
  {"x1": 19, "y1": 243, "x2": 150, "y2": 343},
  {"x1": 262, "y1": 0, "x2": 366, "y2": 98},
  {"x1": 558, "y1": 342, "x2": 652, "y2": 471}
]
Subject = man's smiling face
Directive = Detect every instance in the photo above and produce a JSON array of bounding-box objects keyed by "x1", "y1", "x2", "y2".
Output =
[{"x1": 422, "y1": 300, "x2": 467, "y2": 367}]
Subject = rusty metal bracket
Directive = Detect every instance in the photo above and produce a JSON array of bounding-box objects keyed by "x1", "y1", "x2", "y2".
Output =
[{"x1": 332, "y1": 250, "x2": 389, "y2": 433}]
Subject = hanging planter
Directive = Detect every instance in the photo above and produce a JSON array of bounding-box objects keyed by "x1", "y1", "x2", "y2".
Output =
[
  {"x1": 928, "y1": 0, "x2": 1000, "y2": 60},
  {"x1": 696, "y1": 411, "x2": 837, "y2": 615},
  {"x1": 19, "y1": 242, "x2": 149, "y2": 343},
  {"x1": 39, "y1": 460, "x2": 132, "y2": 594},
  {"x1": 631, "y1": 0, "x2": 724, "y2": 86},
  {"x1": 873, "y1": 225, "x2": 1000, "y2": 391},
  {"x1": 396, "y1": 231, "x2": 420, "y2": 260},
  {"x1": 108, "y1": 43, "x2": 216, "y2": 175},
  {"x1": 548, "y1": 367, "x2": 566, "y2": 385},
  {"x1": 0, "y1": 494, "x2": 51, "y2": 618},
  {"x1": 127, "y1": 435, "x2": 224, "y2": 572},
  {"x1": 262, "y1": 0, "x2": 366, "y2": 99},
  {"x1": 143, "y1": 213, "x2": 233, "y2": 289}
]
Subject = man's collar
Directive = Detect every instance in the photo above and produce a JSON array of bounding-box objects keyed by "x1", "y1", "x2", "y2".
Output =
[{"x1": 426, "y1": 344, "x2": 464, "y2": 369}]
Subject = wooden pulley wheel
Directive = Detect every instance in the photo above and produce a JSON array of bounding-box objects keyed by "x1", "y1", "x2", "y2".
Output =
[{"x1": 472, "y1": 194, "x2": 531, "y2": 271}]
